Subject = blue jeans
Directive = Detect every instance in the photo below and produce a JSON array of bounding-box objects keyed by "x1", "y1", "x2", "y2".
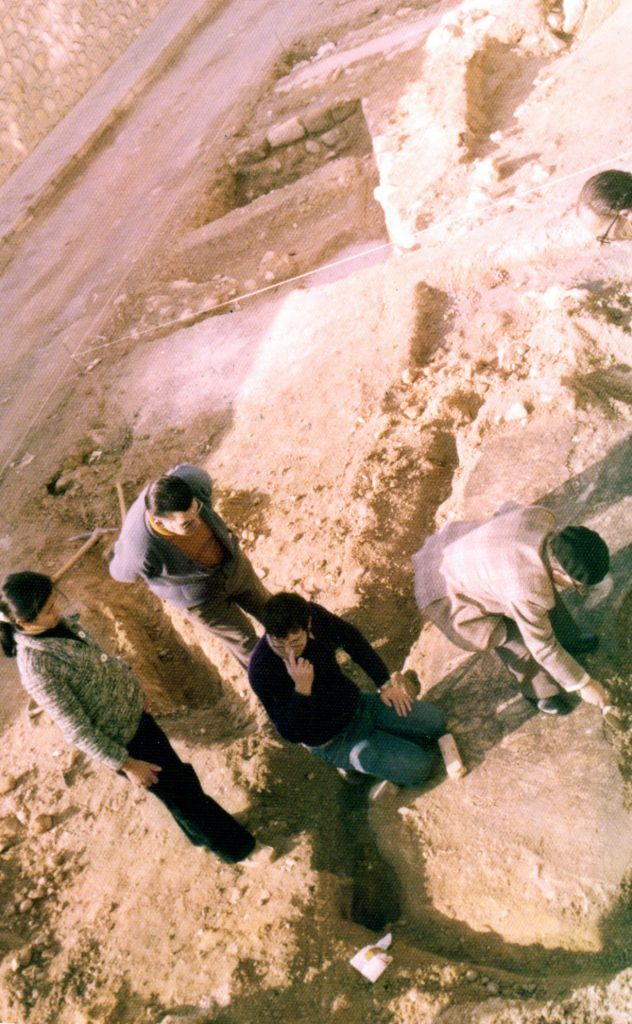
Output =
[{"x1": 309, "y1": 693, "x2": 445, "y2": 786}]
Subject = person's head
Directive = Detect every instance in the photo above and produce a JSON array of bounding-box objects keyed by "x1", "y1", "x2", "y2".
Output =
[
  {"x1": 145, "y1": 475, "x2": 201, "y2": 535},
  {"x1": 262, "y1": 592, "x2": 311, "y2": 659},
  {"x1": 0, "y1": 572, "x2": 60, "y2": 656},
  {"x1": 577, "y1": 171, "x2": 632, "y2": 241},
  {"x1": 549, "y1": 526, "x2": 610, "y2": 596},
  {"x1": 578, "y1": 171, "x2": 632, "y2": 218}
]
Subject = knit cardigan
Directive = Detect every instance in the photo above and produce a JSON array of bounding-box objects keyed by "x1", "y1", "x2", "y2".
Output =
[{"x1": 15, "y1": 619, "x2": 144, "y2": 770}]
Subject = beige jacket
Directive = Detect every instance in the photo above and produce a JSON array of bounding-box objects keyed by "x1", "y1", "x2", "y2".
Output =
[{"x1": 412, "y1": 502, "x2": 589, "y2": 692}]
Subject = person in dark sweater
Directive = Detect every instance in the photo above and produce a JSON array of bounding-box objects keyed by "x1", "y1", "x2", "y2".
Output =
[
  {"x1": 248, "y1": 593, "x2": 445, "y2": 787},
  {"x1": 0, "y1": 571, "x2": 256, "y2": 863}
]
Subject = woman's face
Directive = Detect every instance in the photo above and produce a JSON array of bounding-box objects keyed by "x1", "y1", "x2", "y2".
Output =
[{"x1": 17, "y1": 592, "x2": 62, "y2": 634}]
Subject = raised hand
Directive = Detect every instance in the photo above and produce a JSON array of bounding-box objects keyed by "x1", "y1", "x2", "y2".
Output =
[{"x1": 286, "y1": 649, "x2": 314, "y2": 695}]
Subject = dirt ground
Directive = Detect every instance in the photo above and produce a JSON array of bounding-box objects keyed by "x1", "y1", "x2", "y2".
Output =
[{"x1": 0, "y1": 1, "x2": 631, "y2": 1022}]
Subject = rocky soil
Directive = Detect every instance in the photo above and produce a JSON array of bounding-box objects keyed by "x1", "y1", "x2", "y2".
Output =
[{"x1": 0, "y1": 1, "x2": 631, "y2": 1022}]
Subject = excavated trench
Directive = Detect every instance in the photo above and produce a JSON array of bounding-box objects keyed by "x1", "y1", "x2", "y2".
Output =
[{"x1": 109, "y1": 96, "x2": 389, "y2": 343}]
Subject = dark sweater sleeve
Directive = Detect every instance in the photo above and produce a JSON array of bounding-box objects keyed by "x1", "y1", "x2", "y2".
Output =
[
  {"x1": 248, "y1": 653, "x2": 316, "y2": 743},
  {"x1": 311, "y1": 604, "x2": 390, "y2": 686}
]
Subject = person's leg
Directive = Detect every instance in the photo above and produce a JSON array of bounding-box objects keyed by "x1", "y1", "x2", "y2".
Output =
[
  {"x1": 224, "y1": 547, "x2": 271, "y2": 624},
  {"x1": 127, "y1": 713, "x2": 256, "y2": 862},
  {"x1": 495, "y1": 621, "x2": 561, "y2": 700},
  {"x1": 311, "y1": 696, "x2": 437, "y2": 787},
  {"x1": 187, "y1": 595, "x2": 259, "y2": 669},
  {"x1": 365, "y1": 692, "x2": 446, "y2": 741}
]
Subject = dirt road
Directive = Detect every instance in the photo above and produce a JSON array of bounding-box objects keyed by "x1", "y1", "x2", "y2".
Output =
[{"x1": 0, "y1": 0, "x2": 392, "y2": 475}]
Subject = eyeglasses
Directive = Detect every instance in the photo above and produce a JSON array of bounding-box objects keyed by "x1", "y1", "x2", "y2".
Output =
[
  {"x1": 553, "y1": 567, "x2": 587, "y2": 596},
  {"x1": 569, "y1": 578, "x2": 587, "y2": 597},
  {"x1": 266, "y1": 629, "x2": 307, "y2": 654}
]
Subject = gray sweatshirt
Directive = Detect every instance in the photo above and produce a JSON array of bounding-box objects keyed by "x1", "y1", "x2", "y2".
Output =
[
  {"x1": 16, "y1": 619, "x2": 144, "y2": 770},
  {"x1": 109, "y1": 464, "x2": 239, "y2": 609}
]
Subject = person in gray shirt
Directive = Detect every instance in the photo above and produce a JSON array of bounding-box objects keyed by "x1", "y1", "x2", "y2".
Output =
[{"x1": 110, "y1": 464, "x2": 269, "y2": 668}]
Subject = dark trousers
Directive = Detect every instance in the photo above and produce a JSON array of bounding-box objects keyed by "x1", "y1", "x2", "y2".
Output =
[{"x1": 127, "y1": 713, "x2": 255, "y2": 862}]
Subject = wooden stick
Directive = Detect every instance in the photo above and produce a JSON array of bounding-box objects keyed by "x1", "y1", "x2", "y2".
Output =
[
  {"x1": 115, "y1": 480, "x2": 127, "y2": 524},
  {"x1": 52, "y1": 529, "x2": 105, "y2": 583},
  {"x1": 102, "y1": 480, "x2": 128, "y2": 563}
]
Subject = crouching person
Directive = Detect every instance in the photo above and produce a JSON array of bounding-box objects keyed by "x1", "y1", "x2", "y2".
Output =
[
  {"x1": 0, "y1": 572, "x2": 256, "y2": 863},
  {"x1": 248, "y1": 592, "x2": 445, "y2": 787}
]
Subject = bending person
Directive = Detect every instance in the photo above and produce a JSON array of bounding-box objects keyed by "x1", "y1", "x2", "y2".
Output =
[
  {"x1": 0, "y1": 571, "x2": 256, "y2": 863},
  {"x1": 413, "y1": 501, "x2": 611, "y2": 715},
  {"x1": 248, "y1": 592, "x2": 445, "y2": 787},
  {"x1": 110, "y1": 464, "x2": 270, "y2": 668}
]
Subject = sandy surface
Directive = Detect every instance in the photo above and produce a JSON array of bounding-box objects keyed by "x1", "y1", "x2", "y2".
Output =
[{"x1": 0, "y1": 1, "x2": 631, "y2": 1022}]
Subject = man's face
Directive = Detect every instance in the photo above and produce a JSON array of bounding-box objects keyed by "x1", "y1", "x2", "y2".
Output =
[
  {"x1": 155, "y1": 498, "x2": 202, "y2": 536},
  {"x1": 18, "y1": 592, "x2": 62, "y2": 633},
  {"x1": 267, "y1": 627, "x2": 308, "y2": 660},
  {"x1": 551, "y1": 564, "x2": 587, "y2": 597}
]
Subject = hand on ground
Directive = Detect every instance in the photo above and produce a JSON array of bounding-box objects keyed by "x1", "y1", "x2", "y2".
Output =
[{"x1": 580, "y1": 679, "x2": 608, "y2": 708}]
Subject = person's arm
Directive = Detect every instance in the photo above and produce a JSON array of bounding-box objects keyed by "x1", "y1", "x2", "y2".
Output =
[
  {"x1": 509, "y1": 596, "x2": 596, "y2": 694},
  {"x1": 19, "y1": 651, "x2": 131, "y2": 769},
  {"x1": 311, "y1": 605, "x2": 390, "y2": 687},
  {"x1": 312, "y1": 605, "x2": 414, "y2": 715},
  {"x1": 109, "y1": 492, "x2": 162, "y2": 583},
  {"x1": 109, "y1": 533, "x2": 141, "y2": 582}
]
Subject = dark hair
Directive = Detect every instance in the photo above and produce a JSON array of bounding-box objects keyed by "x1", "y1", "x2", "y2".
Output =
[
  {"x1": 262, "y1": 593, "x2": 311, "y2": 638},
  {"x1": 0, "y1": 572, "x2": 54, "y2": 657},
  {"x1": 145, "y1": 475, "x2": 194, "y2": 516},
  {"x1": 550, "y1": 526, "x2": 610, "y2": 586},
  {"x1": 578, "y1": 171, "x2": 632, "y2": 217}
]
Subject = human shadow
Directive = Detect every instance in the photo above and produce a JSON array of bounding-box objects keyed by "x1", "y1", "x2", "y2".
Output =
[{"x1": 241, "y1": 727, "x2": 405, "y2": 932}]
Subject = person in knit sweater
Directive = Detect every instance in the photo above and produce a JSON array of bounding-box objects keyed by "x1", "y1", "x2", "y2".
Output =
[{"x1": 0, "y1": 571, "x2": 256, "y2": 862}]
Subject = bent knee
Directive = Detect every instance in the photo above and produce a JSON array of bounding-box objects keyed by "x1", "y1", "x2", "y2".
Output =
[{"x1": 392, "y1": 752, "x2": 435, "y2": 788}]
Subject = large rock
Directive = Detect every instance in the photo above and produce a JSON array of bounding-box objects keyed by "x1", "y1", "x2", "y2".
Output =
[{"x1": 371, "y1": 645, "x2": 632, "y2": 952}]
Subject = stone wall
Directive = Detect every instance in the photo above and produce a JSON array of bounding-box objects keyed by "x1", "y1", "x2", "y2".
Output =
[{"x1": 0, "y1": 0, "x2": 170, "y2": 185}]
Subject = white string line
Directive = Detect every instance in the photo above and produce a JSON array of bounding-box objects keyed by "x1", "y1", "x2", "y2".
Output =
[
  {"x1": 79, "y1": 147, "x2": 632, "y2": 357},
  {"x1": 3, "y1": 147, "x2": 632, "y2": 475}
]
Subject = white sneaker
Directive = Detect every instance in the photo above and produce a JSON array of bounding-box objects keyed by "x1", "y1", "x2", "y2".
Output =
[
  {"x1": 368, "y1": 780, "x2": 399, "y2": 801},
  {"x1": 240, "y1": 843, "x2": 275, "y2": 868},
  {"x1": 337, "y1": 767, "x2": 365, "y2": 785}
]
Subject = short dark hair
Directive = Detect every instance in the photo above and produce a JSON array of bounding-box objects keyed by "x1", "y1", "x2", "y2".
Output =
[
  {"x1": 262, "y1": 593, "x2": 311, "y2": 638},
  {"x1": 550, "y1": 526, "x2": 610, "y2": 586},
  {"x1": 578, "y1": 171, "x2": 632, "y2": 217},
  {"x1": 0, "y1": 571, "x2": 54, "y2": 657},
  {"x1": 145, "y1": 475, "x2": 194, "y2": 516}
]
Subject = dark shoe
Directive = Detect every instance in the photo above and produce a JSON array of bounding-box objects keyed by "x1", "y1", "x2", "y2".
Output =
[
  {"x1": 525, "y1": 695, "x2": 573, "y2": 716},
  {"x1": 562, "y1": 633, "x2": 599, "y2": 655}
]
